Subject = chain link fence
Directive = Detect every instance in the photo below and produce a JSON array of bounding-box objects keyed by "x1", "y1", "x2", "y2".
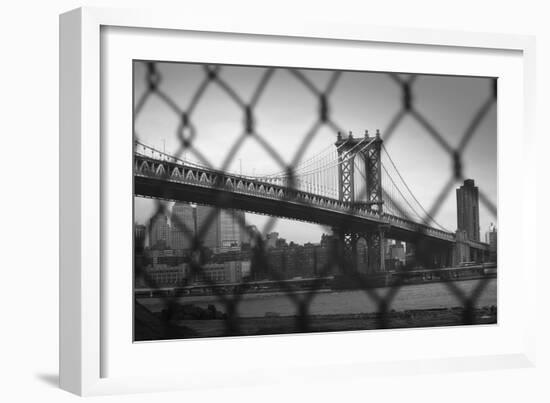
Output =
[{"x1": 133, "y1": 60, "x2": 497, "y2": 341}]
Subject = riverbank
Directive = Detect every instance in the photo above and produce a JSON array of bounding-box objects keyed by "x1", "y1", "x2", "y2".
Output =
[
  {"x1": 135, "y1": 305, "x2": 497, "y2": 340},
  {"x1": 137, "y1": 278, "x2": 497, "y2": 319},
  {"x1": 136, "y1": 270, "x2": 496, "y2": 299}
]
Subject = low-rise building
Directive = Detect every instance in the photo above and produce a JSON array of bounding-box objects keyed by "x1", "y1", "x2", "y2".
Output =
[
  {"x1": 192, "y1": 260, "x2": 251, "y2": 284},
  {"x1": 143, "y1": 263, "x2": 190, "y2": 286}
]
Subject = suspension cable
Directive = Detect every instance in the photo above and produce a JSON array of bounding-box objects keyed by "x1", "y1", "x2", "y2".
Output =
[
  {"x1": 381, "y1": 144, "x2": 450, "y2": 231},
  {"x1": 273, "y1": 137, "x2": 376, "y2": 178},
  {"x1": 381, "y1": 163, "x2": 423, "y2": 220}
]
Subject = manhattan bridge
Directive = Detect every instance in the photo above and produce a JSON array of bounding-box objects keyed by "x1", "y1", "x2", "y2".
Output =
[{"x1": 134, "y1": 129, "x2": 490, "y2": 275}]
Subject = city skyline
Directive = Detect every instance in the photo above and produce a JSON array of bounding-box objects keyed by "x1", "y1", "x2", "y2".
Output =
[
  {"x1": 143, "y1": 201, "x2": 249, "y2": 252},
  {"x1": 136, "y1": 195, "x2": 497, "y2": 251}
]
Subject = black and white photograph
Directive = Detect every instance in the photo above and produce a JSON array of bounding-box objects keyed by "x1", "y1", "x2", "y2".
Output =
[
  {"x1": 4, "y1": 0, "x2": 549, "y2": 400},
  {"x1": 133, "y1": 61, "x2": 497, "y2": 341}
]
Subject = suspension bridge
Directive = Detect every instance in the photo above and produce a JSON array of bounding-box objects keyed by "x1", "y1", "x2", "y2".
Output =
[{"x1": 134, "y1": 130, "x2": 490, "y2": 273}]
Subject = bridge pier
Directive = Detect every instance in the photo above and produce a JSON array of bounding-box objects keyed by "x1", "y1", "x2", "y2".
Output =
[
  {"x1": 332, "y1": 225, "x2": 388, "y2": 275},
  {"x1": 432, "y1": 246, "x2": 453, "y2": 268},
  {"x1": 331, "y1": 228, "x2": 356, "y2": 275},
  {"x1": 365, "y1": 224, "x2": 389, "y2": 274},
  {"x1": 334, "y1": 130, "x2": 387, "y2": 276}
]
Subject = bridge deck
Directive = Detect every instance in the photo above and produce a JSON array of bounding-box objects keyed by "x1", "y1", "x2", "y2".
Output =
[{"x1": 134, "y1": 153, "x2": 489, "y2": 250}]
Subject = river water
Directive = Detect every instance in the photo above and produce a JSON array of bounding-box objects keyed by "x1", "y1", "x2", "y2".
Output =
[{"x1": 138, "y1": 278, "x2": 496, "y2": 318}]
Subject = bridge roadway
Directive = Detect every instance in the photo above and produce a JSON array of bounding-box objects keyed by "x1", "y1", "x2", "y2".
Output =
[{"x1": 134, "y1": 153, "x2": 488, "y2": 251}]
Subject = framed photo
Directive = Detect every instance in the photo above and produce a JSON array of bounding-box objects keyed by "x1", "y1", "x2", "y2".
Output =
[{"x1": 60, "y1": 7, "x2": 536, "y2": 396}]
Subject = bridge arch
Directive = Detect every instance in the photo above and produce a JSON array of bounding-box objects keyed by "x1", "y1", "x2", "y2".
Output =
[
  {"x1": 139, "y1": 160, "x2": 150, "y2": 173},
  {"x1": 155, "y1": 164, "x2": 165, "y2": 175}
]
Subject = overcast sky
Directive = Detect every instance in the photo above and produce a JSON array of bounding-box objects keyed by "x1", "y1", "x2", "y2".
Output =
[{"x1": 134, "y1": 61, "x2": 497, "y2": 244}]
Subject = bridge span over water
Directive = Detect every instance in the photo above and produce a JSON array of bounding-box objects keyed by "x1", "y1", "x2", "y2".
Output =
[{"x1": 134, "y1": 132, "x2": 490, "y2": 272}]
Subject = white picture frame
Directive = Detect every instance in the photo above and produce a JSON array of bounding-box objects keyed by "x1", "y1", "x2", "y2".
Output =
[{"x1": 59, "y1": 6, "x2": 537, "y2": 396}]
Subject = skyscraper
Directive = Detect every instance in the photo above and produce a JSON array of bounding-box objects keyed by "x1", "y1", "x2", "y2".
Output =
[
  {"x1": 219, "y1": 209, "x2": 245, "y2": 252},
  {"x1": 171, "y1": 202, "x2": 196, "y2": 250},
  {"x1": 134, "y1": 224, "x2": 147, "y2": 252},
  {"x1": 194, "y1": 205, "x2": 245, "y2": 252},
  {"x1": 195, "y1": 205, "x2": 220, "y2": 251},
  {"x1": 456, "y1": 179, "x2": 480, "y2": 241},
  {"x1": 486, "y1": 223, "x2": 497, "y2": 262},
  {"x1": 149, "y1": 214, "x2": 170, "y2": 248}
]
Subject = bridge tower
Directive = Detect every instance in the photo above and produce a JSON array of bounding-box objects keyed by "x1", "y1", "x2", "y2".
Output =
[{"x1": 334, "y1": 130, "x2": 385, "y2": 274}]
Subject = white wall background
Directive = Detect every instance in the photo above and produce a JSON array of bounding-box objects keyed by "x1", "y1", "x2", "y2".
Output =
[{"x1": 1, "y1": 0, "x2": 548, "y2": 401}]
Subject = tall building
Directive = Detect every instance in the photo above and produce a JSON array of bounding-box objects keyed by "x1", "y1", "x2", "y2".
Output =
[
  {"x1": 195, "y1": 205, "x2": 245, "y2": 252},
  {"x1": 195, "y1": 205, "x2": 220, "y2": 250},
  {"x1": 456, "y1": 179, "x2": 480, "y2": 241},
  {"x1": 134, "y1": 224, "x2": 146, "y2": 252},
  {"x1": 485, "y1": 222, "x2": 497, "y2": 243},
  {"x1": 171, "y1": 202, "x2": 196, "y2": 250},
  {"x1": 486, "y1": 223, "x2": 497, "y2": 262},
  {"x1": 149, "y1": 214, "x2": 170, "y2": 248},
  {"x1": 219, "y1": 209, "x2": 245, "y2": 252}
]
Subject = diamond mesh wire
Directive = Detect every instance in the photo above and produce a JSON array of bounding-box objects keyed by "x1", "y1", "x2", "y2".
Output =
[{"x1": 133, "y1": 61, "x2": 497, "y2": 340}]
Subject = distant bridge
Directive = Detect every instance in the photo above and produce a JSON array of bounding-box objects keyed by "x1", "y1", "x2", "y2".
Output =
[{"x1": 134, "y1": 131, "x2": 490, "y2": 272}]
